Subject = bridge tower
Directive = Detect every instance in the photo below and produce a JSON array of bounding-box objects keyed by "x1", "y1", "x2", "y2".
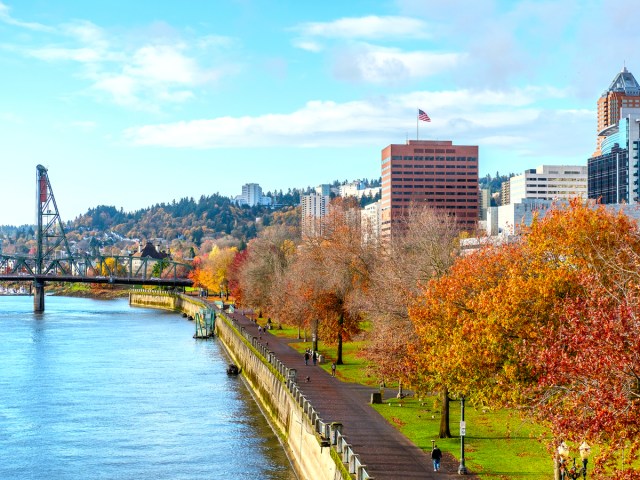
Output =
[{"x1": 34, "y1": 165, "x2": 74, "y2": 312}]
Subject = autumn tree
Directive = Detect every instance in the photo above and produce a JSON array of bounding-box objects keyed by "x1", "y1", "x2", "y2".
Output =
[
  {"x1": 237, "y1": 225, "x2": 298, "y2": 315},
  {"x1": 190, "y1": 245, "x2": 238, "y2": 296},
  {"x1": 519, "y1": 201, "x2": 640, "y2": 476},
  {"x1": 360, "y1": 204, "x2": 461, "y2": 436},
  {"x1": 409, "y1": 198, "x2": 640, "y2": 472},
  {"x1": 272, "y1": 197, "x2": 374, "y2": 363}
]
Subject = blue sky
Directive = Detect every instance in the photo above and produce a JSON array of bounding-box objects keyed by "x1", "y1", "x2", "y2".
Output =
[{"x1": 0, "y1": 0, "x2": 637, "y2": 226}]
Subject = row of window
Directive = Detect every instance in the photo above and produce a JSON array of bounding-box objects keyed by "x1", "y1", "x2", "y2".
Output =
[
  {"x1": 391, "y1": 170, "x2": 478, "y2": 176},
  {"x1": 391, "y1": 155, "x2": 477, "y2": 162},
  {"x1": 392, "y1": 165, "x2": 477, "y2": 170}
]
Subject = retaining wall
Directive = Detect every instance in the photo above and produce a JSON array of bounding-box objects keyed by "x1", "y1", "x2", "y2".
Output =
[{"x1": 129, "y1": 292, "x2": 367, "y2": 480}]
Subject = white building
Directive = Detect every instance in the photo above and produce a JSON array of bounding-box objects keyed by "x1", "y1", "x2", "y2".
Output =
[
  {"x1": 235, "y1": 183, "x2": 271, "y2": 207},
  {"x1": 338, "y1": 181, "x2": 381, "y2": 200},
  {"x1": 486, "y1": 198, "x2": 558, "y2": 236},
  {"x1": 301, "y1": 194, "x2": 330, "y2": 238},
  {"x1": 315, "y1": 184, "x2": 332, "y2": 196},
  {"x1": 361, "y1": 200, "x2": 381, "y2": 243},
  {"x1": 509, "y1": 165, "x2": 587, "y2": 204}
]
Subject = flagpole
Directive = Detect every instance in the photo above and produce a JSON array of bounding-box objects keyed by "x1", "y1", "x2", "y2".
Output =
[{"x1": 416, "y1": 108, "x2": 419, "y2": 141}]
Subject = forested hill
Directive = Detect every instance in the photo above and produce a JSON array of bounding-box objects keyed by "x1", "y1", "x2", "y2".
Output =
[{"x1": 70, "y1": 194, "x2": 300, "y2": 247}]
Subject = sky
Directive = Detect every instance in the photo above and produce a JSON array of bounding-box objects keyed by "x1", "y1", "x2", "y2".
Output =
[{"x1": 0, "y1": 0, "x2": 638, "y2": 226}]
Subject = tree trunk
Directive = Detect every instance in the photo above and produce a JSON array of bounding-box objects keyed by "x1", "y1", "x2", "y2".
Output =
[
  {"x1": 439, "y1": 386, "x2": 452, "y2": 438},
  {"x1": 337, "y1": 313, "x2": 344, "y2": 365}
]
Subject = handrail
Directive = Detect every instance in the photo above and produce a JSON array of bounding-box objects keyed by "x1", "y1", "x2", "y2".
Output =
[{"x1": 223, "y1": 310, "x2": 373, "y2": 480}]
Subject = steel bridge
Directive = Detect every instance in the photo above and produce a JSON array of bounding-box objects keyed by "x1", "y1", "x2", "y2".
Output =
[{"x1": 0, "y1": 165, "x2": 193, "y2": 311}]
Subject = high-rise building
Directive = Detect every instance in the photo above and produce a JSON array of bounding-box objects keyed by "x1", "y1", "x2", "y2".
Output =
[
  {"x1": 301, "y1": 193, "x2": 330, "y2": 238},
  {"x1": 593, "y1": 67, "x2": 640, "y2": 157},
  {"x1": 509, "y1": 165, "x2": 587, "y2": 204},
  {"x1": 235, "y1": 183, "x2": 271, "y2": 207},
  {"x1": 500, "y1": 179, "x2": 510, "y2": 206},
  {"x1": 588, "y1": 67, "x2": 640, "y2": 204},
  {"x1": 381, "y1": 140, "x2": 479, "y2": 238}
]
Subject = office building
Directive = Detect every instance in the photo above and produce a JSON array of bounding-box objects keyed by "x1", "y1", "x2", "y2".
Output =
[
  {"x1": 588, "y1": 67, "x2": 640, "y2": 204},
  {"x1": 509, "y1": 165, "x2": 587, "y2": 204},
  {"x1": 381, "y1": 140, "x2": 479, "y2": 238}
]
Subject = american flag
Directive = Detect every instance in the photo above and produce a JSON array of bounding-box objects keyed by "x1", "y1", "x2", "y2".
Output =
[{"x1": 418, "y1": 109, "x2": 431, "y2": 122}]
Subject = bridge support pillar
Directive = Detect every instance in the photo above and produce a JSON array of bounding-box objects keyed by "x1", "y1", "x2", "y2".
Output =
[{"x1": 33, "y1": 281, "x2": 45, "y2": 313}]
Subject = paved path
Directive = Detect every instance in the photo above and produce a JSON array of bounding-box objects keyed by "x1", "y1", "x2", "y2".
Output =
[{"x1": 225, "y1": 308, "x2": 477, "y2": 480}]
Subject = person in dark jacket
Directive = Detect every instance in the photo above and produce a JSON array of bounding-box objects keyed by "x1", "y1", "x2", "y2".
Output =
[{"x1": 431, "y1": 445, "x2": 442, "y2": 471}]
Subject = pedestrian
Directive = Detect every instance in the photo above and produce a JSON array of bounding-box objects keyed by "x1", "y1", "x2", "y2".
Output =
[
  {"x1": 431, "y1": 444, "x2": 442, "y2": 472},
  {"x1": 312, "y1": 350, "x2": 317, "y2": 366},
  {"x1": 304, "y1": 350, "x2": 310, "y2": 366},
  {"x1": 331, "y1": 362, "x2": 336, "y2": 377}
]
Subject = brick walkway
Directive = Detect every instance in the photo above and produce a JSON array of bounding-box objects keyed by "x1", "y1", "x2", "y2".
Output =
[{"x1": 225, "y1": 309, "x2": 477, "y2": 480}]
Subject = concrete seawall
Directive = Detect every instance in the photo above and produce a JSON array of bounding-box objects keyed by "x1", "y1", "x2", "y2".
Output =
[{"x1": 129, "y1": 291, "x2": 349, "y2": 480}]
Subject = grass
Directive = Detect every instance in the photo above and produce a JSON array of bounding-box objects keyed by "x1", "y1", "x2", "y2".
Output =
[
  {"x1": 372, "y1": 396, "x2": 552, "y2": 478},
  {"x1": 268, "y1": 320, "x2": 558, "y2": 478}
]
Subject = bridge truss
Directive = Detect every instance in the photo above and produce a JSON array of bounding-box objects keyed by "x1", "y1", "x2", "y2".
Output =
[{"x1": 0, "y1": 166, "x2": 194, "y2": 311}]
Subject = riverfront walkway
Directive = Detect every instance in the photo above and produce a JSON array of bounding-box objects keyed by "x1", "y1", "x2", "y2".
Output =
[{"x1": 224, "y1": 308, "x2": 478, "y2": 480}]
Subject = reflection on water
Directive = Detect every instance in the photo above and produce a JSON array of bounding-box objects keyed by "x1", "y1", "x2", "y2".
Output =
[{"x1": 0, "y1": 296, "x2": 296, "y2": 480}]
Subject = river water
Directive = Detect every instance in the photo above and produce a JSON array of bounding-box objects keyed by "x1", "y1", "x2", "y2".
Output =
[{"x1": 0, "y1": 296, "x2": 296, "y2": 480}]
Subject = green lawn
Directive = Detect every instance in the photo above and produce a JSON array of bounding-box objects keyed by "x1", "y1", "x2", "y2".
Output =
[
  {"x1": 267, "y1": 321, "x2": 556, "y2": 477},
  {"x1": 372, "y1": 396, "x2": 552, "y2": 478}
]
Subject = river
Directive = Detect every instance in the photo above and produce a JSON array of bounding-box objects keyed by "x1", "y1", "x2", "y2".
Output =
[{"x1": 0, "y1": 295, "x2": 296, "y2": 480}]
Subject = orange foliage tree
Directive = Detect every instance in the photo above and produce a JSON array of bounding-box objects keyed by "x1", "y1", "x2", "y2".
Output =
[
  {"x1": 410, "y1": 199, "x2": 640, "y2": 472},
  {"x1": 272, "y1": 197, "x2": 374, "y2": 363}
]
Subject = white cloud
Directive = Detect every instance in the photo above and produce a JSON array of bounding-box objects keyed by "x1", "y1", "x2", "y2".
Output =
[
  {"x1": 1, "y1": 7, "x2": 236, "y2": 111},
  {"x1": 333, "y1": 44, "x2": 463, "y2": 83},
  {"x1": 0, "y1": 1, "x2": 52, "y2": 32},
  {"x1": 292, "y1": 39, "x2": 323, "y2": 53},
  {"x1": 294, "y1": 15, "x2": 431, "y2": 40},
  {"x1": 123, "y1": 86, "x2": 577, "y2": 149}
]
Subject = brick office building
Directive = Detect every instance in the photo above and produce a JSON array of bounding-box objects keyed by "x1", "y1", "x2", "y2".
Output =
[{"x1": 380, "y1": 140, "x2": 479, "y2": 238}]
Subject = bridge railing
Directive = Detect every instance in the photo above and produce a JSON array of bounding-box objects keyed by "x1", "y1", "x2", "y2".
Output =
[
  {"x1": 224, "y1": 310, "x2": 373, "y2": 480},
  {"x1": 0, "y1": 253, "x2": 192, "y2": 282}
]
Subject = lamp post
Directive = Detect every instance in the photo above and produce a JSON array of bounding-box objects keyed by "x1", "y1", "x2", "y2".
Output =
[
  {"x1": 458, "y1": 396, "x2": 467, "y2": 475},
  {"x1": 558, "y1": 441, "x2": 591, "y2": 479}
]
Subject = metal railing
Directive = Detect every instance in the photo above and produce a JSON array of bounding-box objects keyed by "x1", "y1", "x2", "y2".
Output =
[{"x1": 225, "y1": 312, "x2": 373, "y2": 480}]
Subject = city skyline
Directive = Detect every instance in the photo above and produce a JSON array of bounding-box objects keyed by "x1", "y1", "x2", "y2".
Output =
[{"x1": 0, "y1": 0, "x2": 638, "y2": 226}]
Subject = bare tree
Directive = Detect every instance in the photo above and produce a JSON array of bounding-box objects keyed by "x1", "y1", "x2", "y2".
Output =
[
  {"x1": 237, "y1": 225, "x2": 298, "y2": 315},
  {"x1": 360, "y1": 204, "x2": 461, "y2": 437}
]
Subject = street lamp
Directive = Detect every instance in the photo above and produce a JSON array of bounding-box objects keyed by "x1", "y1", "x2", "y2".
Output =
[
  {"x1": 458, "y1": 396, "x2": 467, "y2": 475},
  {"x1": 558, "y1": 441, "x2": 591, "y2": 479}
]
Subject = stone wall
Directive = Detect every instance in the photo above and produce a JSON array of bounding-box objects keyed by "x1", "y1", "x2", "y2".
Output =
[{"x1": 129, "y1": 292, "x2": 349, "y2": 480}]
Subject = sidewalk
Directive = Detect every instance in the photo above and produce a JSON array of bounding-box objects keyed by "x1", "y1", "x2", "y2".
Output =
[{"x1": 225, "y1": 308, "x2": 477, "y2": 480}]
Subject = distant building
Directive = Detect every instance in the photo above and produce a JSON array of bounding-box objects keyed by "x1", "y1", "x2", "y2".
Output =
[
  {"x1": 501, "y1": 179, "x2": 510, "y2": 205},
  {"x1": 235, "y1": 183, "x2": 272, "y2": 207},
  {"x1": 315, "y1": 184, "x2": 332, "y2": 196},
  {"x1": 588, "y1": 66, "x2": 640, "y2": 205},
  {"x1": 131, "y1": 241, "x2": 170, "y2": 273},
  {"x1": 339, "y1": 181, "x2": 381, "y2": 200},
  {"x1": 381, "y1": 140, "x2": 479, "y2": 239},
  {"x1": 301, "y1": 193, "x2": 330, "y2": 238},
  {"x1": 479, "y1": 188, "x2": 491, "y2": 220},
  {"x1": 509, "y1": 165, "x2": 587, "y2": 204},
  {"x1": 361, "y1": 200, "x2": 381, "y2": 243},
  {"x1": 486, "y1": 198, "x2": 558, "y2": 236}
]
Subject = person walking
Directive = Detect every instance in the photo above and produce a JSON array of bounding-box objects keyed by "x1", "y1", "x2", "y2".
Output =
[
  {"x1": 331, "y1": 362, "x2": 336, "y2": 377},
  {"x1": 431, "y1": 444, "x2": 442, "y2": 472},
  {"x1": 312, "y1": 350, "x2": 317, "y2": 366},
  {"x1": 304, "y1": 350, "x2": 310, "y2": 366}
]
